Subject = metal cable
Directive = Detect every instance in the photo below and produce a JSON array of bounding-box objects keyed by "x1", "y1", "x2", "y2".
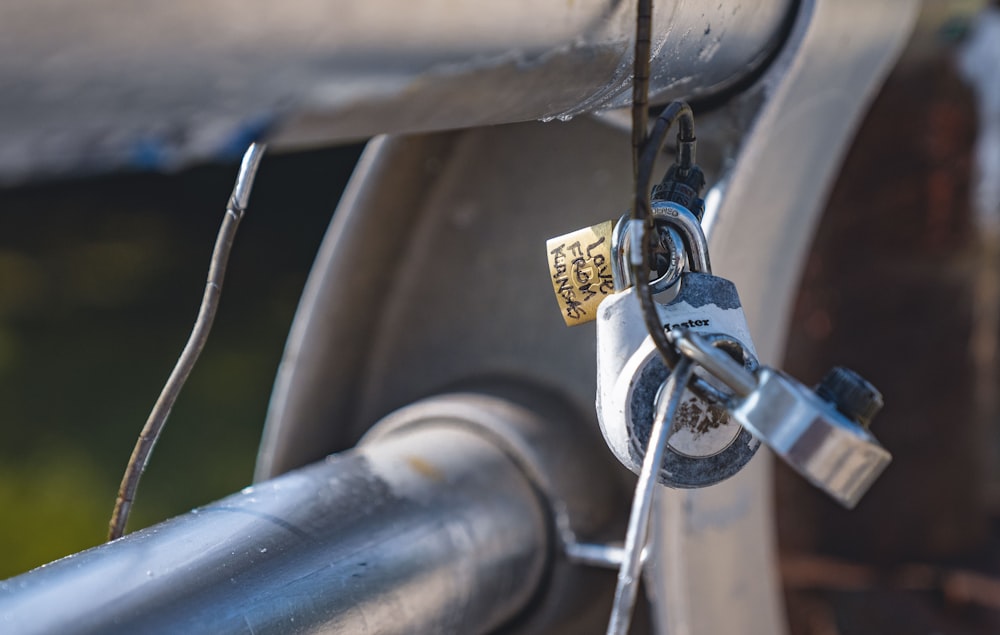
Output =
[
  {"x1": 107, "y1": 143, "x2": 266, "y2": 540},
  {"x1": 606, "y1": 357, "x2": 696, "y2": 635},
  {"x1": 631, "y1": 0, "x2": 652, "y2": 181},
  {"x1": 631, "y1": 102, "x2": 697, "y2": 371}
]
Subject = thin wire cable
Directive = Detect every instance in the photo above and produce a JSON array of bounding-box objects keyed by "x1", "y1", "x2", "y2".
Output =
[
  {"x1": 631, "y1": 0, "x2": 652, "y2": 181},
  {"x1": 606, "y1": 357, "x2": 695, "y2": 635},
  {"x1": 627, "y1": 0, "x2": 699, "y2": 375},
  {"x1": 608, "y1": 5, "x2": 709, "y2": 634},
  {"x1": 107, "y1": 142, "x2": 267, "y2": 541},
  {"x1": 631, "y1": 102, "x2": 696, "y2": 371}
]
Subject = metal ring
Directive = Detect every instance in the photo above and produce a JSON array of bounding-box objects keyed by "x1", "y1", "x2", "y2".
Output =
[{"x1": 611, "y1": 214, "x2": 688, "y2": 293}]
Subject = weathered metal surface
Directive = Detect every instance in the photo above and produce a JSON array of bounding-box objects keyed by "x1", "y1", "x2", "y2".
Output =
[{"x1": 0, "y1": 0, "x2": 791, "y2": 182}]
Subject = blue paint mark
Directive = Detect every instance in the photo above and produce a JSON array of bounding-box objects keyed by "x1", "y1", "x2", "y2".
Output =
[{"x1": 129, "y1": 137, "x2": 171, "y2": 170}]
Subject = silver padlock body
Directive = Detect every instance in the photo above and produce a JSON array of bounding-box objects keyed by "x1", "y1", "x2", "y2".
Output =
[
  {"x1": 596, "y1": 272, "x2": 760, "y2": 487},
  {"x1": 731, "y1": 368, "x2": 891, "y2": 508}
]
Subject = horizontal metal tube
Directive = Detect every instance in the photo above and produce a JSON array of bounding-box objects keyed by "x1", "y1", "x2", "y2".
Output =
[
  {"x1": 0, "y1": 424, "x2": 550, "y2": 635},
  {"x1": 0, "y1": 0, "x2": 791, "y2": 182}
]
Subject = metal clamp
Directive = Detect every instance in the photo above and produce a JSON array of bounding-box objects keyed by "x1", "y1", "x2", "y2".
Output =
[{"x1": 670, "y1": 329, "x2": 892, "y2": 508}]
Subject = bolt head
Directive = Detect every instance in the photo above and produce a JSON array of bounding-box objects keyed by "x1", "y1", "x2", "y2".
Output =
[{"x1": 815, "y1": 367, "x2": 883, "y2": 428}]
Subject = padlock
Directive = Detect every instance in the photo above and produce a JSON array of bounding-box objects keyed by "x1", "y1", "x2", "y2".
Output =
[
  {"x1": 595, "y1": 202, "x2": 761, "y2": 488},
  {"x1": 596, "y1": 273, "x2": 761, "y2": 488},
  {"x1": 672, "y1": 330, "x2": 891, "y2": 507}
]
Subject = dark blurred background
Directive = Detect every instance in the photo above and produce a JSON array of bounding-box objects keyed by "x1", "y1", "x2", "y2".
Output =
[{"x1": 1, "y1": 4, "x2": 999, "y2": 635}]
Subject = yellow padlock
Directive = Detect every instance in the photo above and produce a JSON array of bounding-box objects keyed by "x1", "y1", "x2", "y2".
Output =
[{"x1": 545, "y1": 220, "x2": 615, "y2": 326}]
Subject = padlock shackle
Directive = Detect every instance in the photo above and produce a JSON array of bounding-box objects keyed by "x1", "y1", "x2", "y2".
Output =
[
  {"x1": 650, "y1": 201, "x2": 712, "y2": 274},
  {"x1": 611, "y1": 204, "x2": 710, "y2": 293}
]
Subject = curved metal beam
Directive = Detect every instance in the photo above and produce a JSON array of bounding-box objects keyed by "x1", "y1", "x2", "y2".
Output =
[{"x1": 646, "y1": 1, "x2": 920, "y2": 634}]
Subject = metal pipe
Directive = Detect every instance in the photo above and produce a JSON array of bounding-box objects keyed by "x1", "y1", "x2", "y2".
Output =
[
  {"x1": 0, "y1": 0, "x2": 792, "y2": 182},
  {"x1": 0, "y1": 423, "x2": 550, "y2": 635}
]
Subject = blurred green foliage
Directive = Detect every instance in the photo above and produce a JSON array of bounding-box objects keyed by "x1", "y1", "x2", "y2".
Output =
[{"x1": 0, "y1": 145, "x2": 361, "y2": 577}]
